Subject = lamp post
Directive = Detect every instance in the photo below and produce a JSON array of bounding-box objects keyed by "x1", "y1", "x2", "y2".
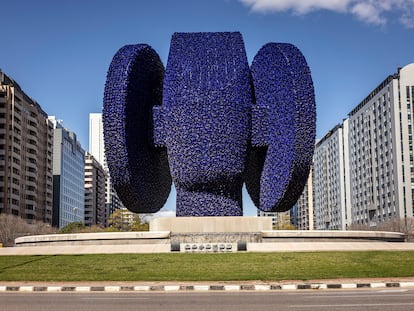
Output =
[{"x1": 73, "y1": 207, "x2": 78, "y2": 222}]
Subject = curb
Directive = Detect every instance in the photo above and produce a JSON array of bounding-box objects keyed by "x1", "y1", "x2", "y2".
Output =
[{"x1": 1, "y1": 282, "x2": 414, "y2": 292}]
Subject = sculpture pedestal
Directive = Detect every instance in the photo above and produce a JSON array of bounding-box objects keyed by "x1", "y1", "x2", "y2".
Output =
[
  {"x1": 150, "y1": 216, "x2": 272, "y2": 233},
  {"x1": 150, "y1": 216, "x2": 272, "y2": 246}
]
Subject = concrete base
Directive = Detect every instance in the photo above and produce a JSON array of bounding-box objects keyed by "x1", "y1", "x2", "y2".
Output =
[
  {"x1": 2, "y1": 241, "x2": 414, "y2": 255},
  {"x1": 0, "y1": 244, "x2": 171, "y2": 255},
  {"x1": 9, "y1": 217, "x2": 407, "y2": 253},
  {"x1": 150, "y1": 216, "x2": 272, "y2": 233},
  {"x1": 14, "y1": 231, "x2": 170, "y2": 247},
  {"x1": 170, "y1": 232, "x2": 262, "y2": 244},
  {"x1": 262, "y1": 230, "x2": 406, "y2": 242}
]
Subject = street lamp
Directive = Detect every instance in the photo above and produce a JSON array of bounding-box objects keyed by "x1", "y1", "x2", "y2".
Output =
[{"x1": 73, "y1": 207, "x2": 78, "y2": 222}]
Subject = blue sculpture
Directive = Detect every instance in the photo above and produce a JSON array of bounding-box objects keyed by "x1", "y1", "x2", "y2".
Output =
[{"x1": 103, "y1": 32, "x2": 315, "y2": 216}]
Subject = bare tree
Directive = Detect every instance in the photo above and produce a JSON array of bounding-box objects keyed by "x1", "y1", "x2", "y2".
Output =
[
  {"x1": 0, "y1": 214, "x2": 55, "y2": 247},
  {"x1": 348, "y1": 217, "x2": 414, "y2": 241}
]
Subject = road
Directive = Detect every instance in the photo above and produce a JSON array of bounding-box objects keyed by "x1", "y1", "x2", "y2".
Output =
[{"x1": 0, "y1": 289, "x2": 413, "y2": 311}]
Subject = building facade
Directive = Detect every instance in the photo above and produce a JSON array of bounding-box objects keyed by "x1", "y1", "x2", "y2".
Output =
[
  {"x1": 0, "y1": 71, "x2": 54, "y2": 224},
  {"x1": 84, "y1": 152, "x2": 107, "y2": 227},
  {"x1": 50, "y1": 117, "x2": 85, "y2": 228},
  {"x1": 89, "y1": 112, "x2": 124, "y2": 219},
  {"x1": 297, "y1": 165, "x2": 314, "y2": 230},
  {"x1": 313, "y1": 123, "x2": 351, "y2": 230},
  {"x1": 89, "y1": 113, "x2": 106, "y2": 167},
  {"x1": 348, "y1": 64, "x2": 414, "y2": 226},
  {"x1": 257, "y1": 209, "x2": 298, "y2": 228},
  {"x1": 257, "y1": 210, "x2": 277, "y2": 226}
]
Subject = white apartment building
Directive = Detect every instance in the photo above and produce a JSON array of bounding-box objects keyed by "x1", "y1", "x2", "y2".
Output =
[
  {"x1": 89, "y1": 113, "x2": 106, "y2": 167},
  {"x1": 313, "y1": 123, "x2": 351, "y2": 230},
  {"x1": 257, "y1": 210, "x2": 277, "y2": 226},
  {"x1": 89, "y1": 113, "x2": 124, "y2": 219},
  {"x1": 348, "y1": 64, "x2": 414, "y2": 226},
  {"x1": 297, "y1": 165, "x2": 314, "y2": 230}
]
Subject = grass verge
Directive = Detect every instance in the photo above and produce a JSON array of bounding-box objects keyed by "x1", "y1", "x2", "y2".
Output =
[{"x1": 0, "y1": 251, "x2": 413, "y2": 282}]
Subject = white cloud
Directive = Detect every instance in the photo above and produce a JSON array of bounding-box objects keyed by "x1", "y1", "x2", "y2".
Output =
[
  {"x1": 398, "y1": 0, "x2": 414, "y2": 29},
  {"x1": 400, "y1": 13, "x2": 414, "y2": 29},
  {"x1": 240, "y1": 0, "x2": 350, "y2": 14},
  {"x1": 350, "y1": 2, "x2": 385, "y2": 26},
  {"x1": 240, "y1": 0, "x2": 414, "y2": 28}
]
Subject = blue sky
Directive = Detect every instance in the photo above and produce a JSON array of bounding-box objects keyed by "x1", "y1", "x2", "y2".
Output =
[{"x1": 1, "y1": 0, "x2": 414, "y2": 216}]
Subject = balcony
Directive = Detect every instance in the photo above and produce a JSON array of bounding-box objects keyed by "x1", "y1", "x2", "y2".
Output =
[
  {"x1": 26, "y1": 173, "x2": 37, "y2": 187},
  {"x1": 26, "y1": 160, "x2": 37, "y2": 171},
  {"x1": 10, "y1": 192, "x2": 20, "y2": 202},
  {"x1": 26, "y1": 145, "x2": 38, "y2": 156},
  {"x1": 27, "y1": 120, "x2": 37, "y2": 131},
  {"x1": 27, "y1": 114, "x2": 38, "y2": 126},
  {"x1": 28, "y1": 129, "x2": 37, "y2": 139},
  {"x1": 26, "y1": 185, "x2": 36, "y2": 196},
  {"x1": 26, "y1": 171, "x2": 37, "y2": 180},
  {"x1": 24, "y1": 208, "x2": 36, "y2": 219},
  {"x1": 25, "y1": 194, "x2": 36, "y2": 205},
  {"x1": 12, "y1": 120, "x2": 22, "y2": 131}
]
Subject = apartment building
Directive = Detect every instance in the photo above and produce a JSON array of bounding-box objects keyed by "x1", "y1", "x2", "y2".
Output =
[
  {"x1": 348, "y1": 64, "x2": 414, "y2": 226},
  {"x1": 297, "y1": 165, "x2": 314, "y2": 230},
  {"x1": 0, "y1": 71, "x2": 53, "y2": 224},
  {"x1": 89, "y1": 112, "x2": 124, "y2": 218},
  {"x1": 84, "y1": 152, "x2": 107, "y2": 227},
  {"x1": 313, "y1": 123, "x2": 351, "y2": 230}
]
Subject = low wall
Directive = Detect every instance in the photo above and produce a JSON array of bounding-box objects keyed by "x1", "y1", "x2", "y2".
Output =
[
  {"x1": 262, "y1": 230, "x2": 406, "y2": 242},
  {"x1": 14, "y1": 231, "x2": 171, "y2": 247},
  {"x1": 12, "y1": 217, "x2": 406, "y2": 249},
  {"x1": 170, "y1": 232, "x2": 262, "y2": 244}
]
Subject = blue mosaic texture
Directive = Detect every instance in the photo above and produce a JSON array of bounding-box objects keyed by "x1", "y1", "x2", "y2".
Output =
[
  {"x1": 246, "y1": 43, "x2": 316, "y2": 212},
  {"x1": 160, "y1": 32, "x2": 251, "y2": 216},
  {"x1": 102, "y1": 44, "x2": 172, "y2": 213},
  {"x1": 103, "y1": 32, "x2": 316, "y2": 216}
]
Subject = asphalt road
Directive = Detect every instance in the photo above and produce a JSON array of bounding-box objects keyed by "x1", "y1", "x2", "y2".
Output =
[{"x1": 0, "y1": 289, "x2": 413, "y2": 311}]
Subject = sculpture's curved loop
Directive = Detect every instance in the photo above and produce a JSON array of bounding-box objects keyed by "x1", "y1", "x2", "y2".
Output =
[
  {"x1": 246, "y1": 43, "x2": 316, "y2": 212},
  {"x1": 103, "y1": 44, "x2": 171, "y2": 213}
]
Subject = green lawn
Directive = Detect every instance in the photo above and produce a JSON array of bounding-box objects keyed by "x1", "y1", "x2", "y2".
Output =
[{"x1": 0, "y1": 251, "x2": 413, "y2": 282}]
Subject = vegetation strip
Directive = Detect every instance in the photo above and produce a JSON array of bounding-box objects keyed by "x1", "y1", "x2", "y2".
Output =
[{"x1": 0, "y1": 251, "x2": 413, "y2": 282}]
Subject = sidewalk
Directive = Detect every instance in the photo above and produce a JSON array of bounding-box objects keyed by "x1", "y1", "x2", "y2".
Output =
[{"x1": 1, "y1": 278, "x2": 414, "y2": 292}]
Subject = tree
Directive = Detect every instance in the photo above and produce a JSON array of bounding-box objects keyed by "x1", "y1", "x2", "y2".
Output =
[
  {"x1": 0, "y1": 214, "x2": 55, "y2": 247},
  {"x1": 131, "y1": 214, "x2": 149, "y2": 231},
  {"x1": 108, "y1": 209, "x2": 127, "y2": 231},
  {"x1": 108, "y1": 209, "x2": 149, "y2": 231},
  {"x1": 58, "y1": 221, "x2": 86, "y2": 234},
  {"x1": 348, "y1": 217, "x2": 414, "y2": 241},
  {"x1": 377, "y1": 217, "x2": 414, "y2": 241},
  {"x1": 273, "y1": 212, "x2": 297, "y2": 230}
]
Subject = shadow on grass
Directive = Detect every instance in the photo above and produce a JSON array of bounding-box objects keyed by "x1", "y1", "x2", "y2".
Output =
[{"x1": 0, "y1": 255, "x2": 54, "y2": 273}]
